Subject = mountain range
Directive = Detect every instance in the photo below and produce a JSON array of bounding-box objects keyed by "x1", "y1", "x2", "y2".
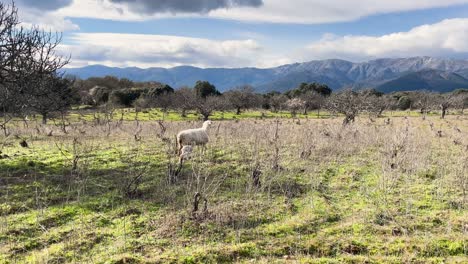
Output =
[{"x1": 64, "y1": 56, "x2": 468, "y2": 93}]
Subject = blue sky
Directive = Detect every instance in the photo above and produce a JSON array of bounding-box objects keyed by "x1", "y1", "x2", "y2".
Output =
[{"x1": 15, "y1": 0, "x2": 468, "y2": 68}]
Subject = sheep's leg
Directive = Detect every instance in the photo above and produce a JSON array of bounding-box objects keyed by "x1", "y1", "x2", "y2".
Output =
[
  {"x1": 177, "y1": 138, "x2": 184, "y2": 155},
  {"x1": 175, "y1": 158, "x2": 183, "y2": 177},
  {"x1": 192, "y1": 192, "x2": 201, "y2": 219},
  {"x1": 201, "y1": 145, "x2": 207, "y2": 155},
  {"x1": 178, "y1": 144, "x2": 183, "y2": 156}
]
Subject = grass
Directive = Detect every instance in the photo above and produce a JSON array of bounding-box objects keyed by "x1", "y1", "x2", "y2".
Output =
[
  {"x1": 66, "y1": 108, "x2": 332, "y2": 122},
  {"x1": 0, "y1": 111, "x2": 467, "y2": 263},
  {"x1": 8, "y1": 106, "x2": 453, "y2": 125}
]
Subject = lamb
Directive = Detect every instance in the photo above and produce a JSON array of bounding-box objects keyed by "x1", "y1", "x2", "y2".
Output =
[
  {"x1": 176, "y1": 120, "x2": 212, "y2": 154},
  {"x1": 170, "y1": 145, "x2": 194, "y2": 181},
  {"x1": 179, "y1": 145, "x2": 193, "y2": 162}
]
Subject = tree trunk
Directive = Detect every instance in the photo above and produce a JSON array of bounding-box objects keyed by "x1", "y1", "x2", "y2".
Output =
[
  {"x1": 42, "y1": 113, "x2": 47, "y2": 125},
  {"x1": 1, "y1": 113, "x2": 11, "y2": 136},
  {"x1": 192, "y1": 192, "x2": 201, "y2": 213},
  {"x1": 441, "y1": 107, "x2": 447, "y2": 119},
  {"x1": 343, "y1": 114, "x2": 355, "y2": 126},
  {"x1": 236, "y1": 107, "x2": 241, "y2": 115},
  {"x1": 317, "y1": 108, "x2": 320, "y2": 118},
  {"x1": 378, "y1": 108, "x2": 384, "y2": 118},
  {"x1": 202, "y1": 114, "x2": 209, "y2": 121}
]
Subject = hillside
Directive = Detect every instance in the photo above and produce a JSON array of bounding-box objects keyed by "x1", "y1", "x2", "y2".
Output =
[
  {"x1": 64, "y1": 57, "x2": 468, "y2": 92},
  {"x1": 377, "y1": 69, "x2": 468, "y2": 93}
]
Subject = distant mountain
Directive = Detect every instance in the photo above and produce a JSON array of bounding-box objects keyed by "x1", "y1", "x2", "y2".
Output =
[
  {"x1": 376, "y1": 69, "x2": 468, "y2": 93},
  {"x1": 64, "y1": 57, "x2": 468, "y2": 93}
]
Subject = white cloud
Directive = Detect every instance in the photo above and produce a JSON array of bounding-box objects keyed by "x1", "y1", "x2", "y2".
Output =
[
  {"x1": 16, "y1": 2, "x2": 79, "y2": 31},
  {"x1": 56, "y1": 0, "x2": 146, "y2": 22},
  {"x1": 60, "y1": 33, "x2": 270, "y2": 68},
  {"x1": 60, "y1": 18, "x2": 468, "y2": 69},
  {"x1": 54, "y1": 0, "x2": 468, "y2": 24},
  {"x1": 15, "y1": 0, "x2": 468, "y2": 31},
  {"x1": 298, "y1": 18, "x2": 468, "y2": 62},
  {"x1": 209, "y1": 0, "x2": 468, "y2": 23},
  {"x1": 19, "y1": 8, "x2": 79, "y2": 31},
  {"x1": 17, "y1": 0, "x2": 73, "y2": 11}
]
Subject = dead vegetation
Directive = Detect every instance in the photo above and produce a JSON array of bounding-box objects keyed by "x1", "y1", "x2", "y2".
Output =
[{"x1": 0, "y1": 113, "x2": 467, "y2": 263}]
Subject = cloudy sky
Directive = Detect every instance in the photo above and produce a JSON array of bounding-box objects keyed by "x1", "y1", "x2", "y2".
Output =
[{"x1": 15, "y1": 0, "x2": 468, "y2": 68}]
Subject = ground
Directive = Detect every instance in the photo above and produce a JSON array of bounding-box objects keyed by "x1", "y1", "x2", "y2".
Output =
[{"x1": 0, "y1": 110, "x2": 467, "y2": 263}]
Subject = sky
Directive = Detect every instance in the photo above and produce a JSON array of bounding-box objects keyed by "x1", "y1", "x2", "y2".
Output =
[{"x1": 14, "y1": 0, "x2": 468, "y2": 68}]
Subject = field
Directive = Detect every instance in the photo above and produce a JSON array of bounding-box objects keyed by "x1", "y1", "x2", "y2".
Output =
[{"x1": 0, "y1": 110, "x2": 467, "y2": 263}]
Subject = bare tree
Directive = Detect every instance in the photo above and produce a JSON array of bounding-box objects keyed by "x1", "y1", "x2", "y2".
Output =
[
  {"x1": 326, "y1": 89, "x2": 363, "y2": 125},
  {"x1": 411, "y1": 91, "x2": 436, "y2": 118},
  {"x1": 27, "y1": 75, "x2": 77, "y2": 124},
  {"x1": 224, "y1": 85, "x2": 260, "y2": 115},
  {"x1": 285, "y1": 98, "x2": 306, "y2": 117},
  {"x1": 268, "y1": 94, "x2": 288, "y2": 113},
  {"x1": 194, "y1": 95, "x2": 225, "y2": 121},
  {"x1": 285, "y1": 82, "x2": 331, "y2": 115},
  {"x1": 173, "y1": 87, "x2": 197, "y2": 117},
  {"x1": 300, "y1": 92, "x2": 326, "y2": 116},
  {"x1": 435, "y1": 93, "x2": 456, "y2": 119},
  {"x1": 0, "y1": 1, "x2": 69, "y2": 129},
  {"x1": 452, "y1": 89, "x2": 468, "y2": 114},
  {"x1": 359, "y1": 89, "x2": 388, "y2": 118}
]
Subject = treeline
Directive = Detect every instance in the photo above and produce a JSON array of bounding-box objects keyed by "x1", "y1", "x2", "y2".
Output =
[
  {"x1": 73, "y1": 78, "x2": 334, "y2": 120},
  {"x1": 0, "y1": 1, "x2": 465, "y2": 129},
  {"x1": 72, "y1": 76, "x2": 468, "y2": 122},
  {"x1": 0, "y1": 0, "x2": 466, "y2": 128},
  {"x1": 2, "y1": 69, "x2": 468, "y2": 128}
]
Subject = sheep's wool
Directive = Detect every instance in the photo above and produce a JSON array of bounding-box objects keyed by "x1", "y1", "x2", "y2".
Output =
[{"x1": 177, "y1": 121, "x2": 211, "y2": 148}]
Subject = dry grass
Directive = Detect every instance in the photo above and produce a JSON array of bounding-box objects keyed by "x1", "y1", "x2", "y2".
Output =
[{"x1": 0, "y1": 113, "x2": 467, "y2": 263}]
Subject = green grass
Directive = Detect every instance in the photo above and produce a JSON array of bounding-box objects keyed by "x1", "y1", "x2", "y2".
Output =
[
  {"x1": 0, "y1": 114, "x2": 467, "y2": 263},
  {"x1": 7, "y1": 107, "x2": 459, "y2": 126},
  {"x1": 66, "y1": 108, "x2": 333, "y2": 122}
]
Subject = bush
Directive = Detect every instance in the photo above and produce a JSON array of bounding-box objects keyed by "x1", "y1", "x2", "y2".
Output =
[
  {"x1": 109, "y1": 88, "x2": 148, "y2": 107},
  {"x1": 397, "y1": 96, "x2": 412, "y2": 110},
  {"x1": 89, "y1": 86, "x2": 110, "y2": 105},
  {"x1": 145, "y1": 84, "x2": 174, "y2": 98}
]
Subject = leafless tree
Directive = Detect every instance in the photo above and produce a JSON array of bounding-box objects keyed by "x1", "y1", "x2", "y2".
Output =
[
  {"x1": 300, "y1": 92, "x2": 326, "y2": 116},
  {"x1": 268, "y1": 94, "x2": 288, "y2": 113},
  {"x1": 0, "y1": 1, "x2": 69, "y2": 130},
  {"x1": 285, "y1": 98, "x2": 306, "y2": 117},
  {"x1": 411, "y1": 91, "x2": 436, "y2": 118},
  {"x1": 194, "y1": 95, "x2": 225, "y2": 121},
  {"x1": 359, "y1": 89, "x2": 388, "y2": 118},
  {"x1": 173, "y1": 87, "x2": 197, "y2": 117},
  {"x1": 224, "y1": 85, "x2": 260, "y2": 115},
  {"x1": 326, "y1": 89, "x2": 363, "y2": 125},
  {"x1": 452, "y1": 90, "x2": 468, "y2": 114},
  {"x1": 26, "y1": 75, "x2": 77, "y2": 124},
  {"x1": 436, "y1": 93, "x2": 455, "y2": 119}
]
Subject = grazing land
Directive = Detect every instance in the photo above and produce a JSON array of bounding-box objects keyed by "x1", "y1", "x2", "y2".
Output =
[{"x1": 0, "y1": 111, "x2": 467, "y2": 263}]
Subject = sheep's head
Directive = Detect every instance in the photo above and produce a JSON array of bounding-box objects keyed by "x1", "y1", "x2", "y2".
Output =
[{"x1": 202, "y1": 120, "x2": 212, "y2": 129}]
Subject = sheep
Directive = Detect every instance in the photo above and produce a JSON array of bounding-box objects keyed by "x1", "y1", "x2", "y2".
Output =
[
  {"x1": 176, "y1": 120, "x2": 212, "y2": 154},
  {"x1": 179, "y1": 145, "x2": 193, "y2": 162},
  {"x1": 169, "y1": 145, "x2": 194, "y2": 182}
]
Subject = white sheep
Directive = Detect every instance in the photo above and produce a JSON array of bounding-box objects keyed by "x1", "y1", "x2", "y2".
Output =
[
  {"x1": 176, "y1": 120, "x2": 212, "y2": 154},
  {"x1": 179, "y1": 145, "x2": 193, "y2": 162}
]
